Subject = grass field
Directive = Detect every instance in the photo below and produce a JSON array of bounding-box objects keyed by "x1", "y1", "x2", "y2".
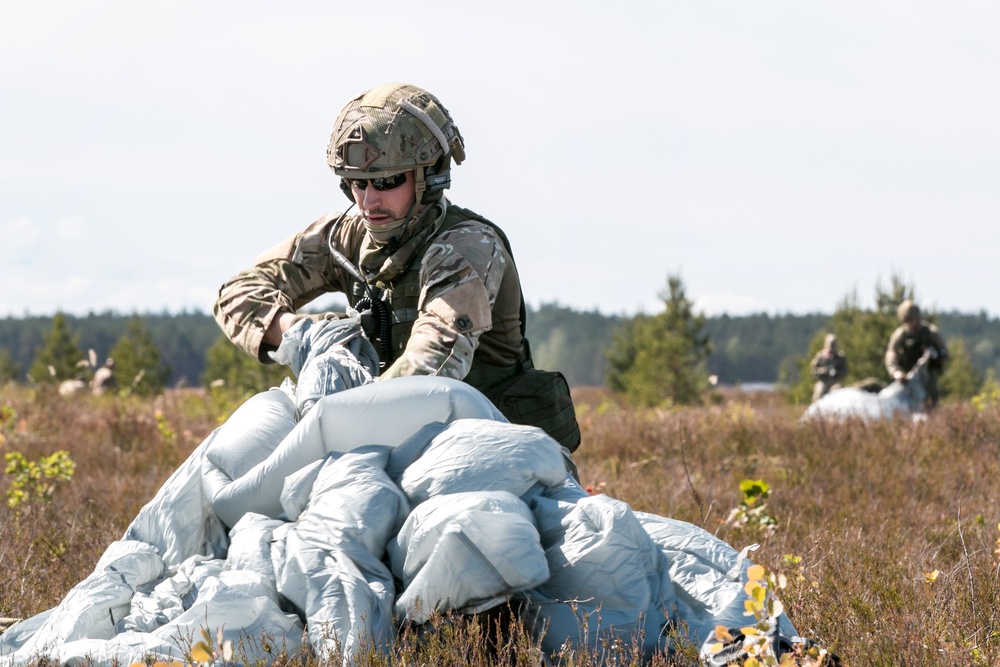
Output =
[{"x1": 2, "y1": 383, "x2": 999, "y2": 665}]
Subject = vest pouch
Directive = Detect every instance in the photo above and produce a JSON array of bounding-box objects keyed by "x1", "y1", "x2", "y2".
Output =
[{"x1": 481, "y1": 367, "x2": 581, "y2": 453}]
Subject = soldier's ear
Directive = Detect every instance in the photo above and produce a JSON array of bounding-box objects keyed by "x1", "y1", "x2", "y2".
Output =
[{"x1": 339, "y1": 179, "x2": 355, "y2": 203}]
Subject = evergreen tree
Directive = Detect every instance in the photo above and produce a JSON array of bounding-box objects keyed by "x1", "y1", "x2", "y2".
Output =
[
  {"x1": 940, "y1": 338, "x2": 982, "y2": 400},
  {"x1": 110, "y1": 315, "x2": 172, "y2": 397},
  {"x1": 202, "y1": 334, "x2": 290, "y2": 396},
  {"x1": 28, "y1": 312, "x2": 85, "y2": 384},
  {"x1": 605, "y1": 275, "x2": 712, "y2": 407},
  {"x1": 0, "y1": 347, "x2": 21, "y2": 383}
]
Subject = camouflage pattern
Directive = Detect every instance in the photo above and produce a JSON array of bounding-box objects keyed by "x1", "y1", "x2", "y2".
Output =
[
  {"x1": 328, "y1": 83, "x2": 466, "y2": 209},
  {"x1": 328, "y1": 83, "x2": 465, "y2": 178},
  {"x1": 885, "y1": 320, "x2": 948, "y2": 406},
  {"x1": 213, "y1": 199, "x2": 523, "y2": 381},
  {"x1": 810, "y1": 349, "x2": 847, "y2": 402}
]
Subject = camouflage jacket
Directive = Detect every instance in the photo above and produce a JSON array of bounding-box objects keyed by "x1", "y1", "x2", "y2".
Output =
[
  {"x1": 885, "y1": 322, "x2": 948, "y2": 376},
  {"x1": 213, "y1": 199, "x2": 524, "y2": 382},
  {"x1": 810, "y1": 350, "x2": 847, "y2": 383}
]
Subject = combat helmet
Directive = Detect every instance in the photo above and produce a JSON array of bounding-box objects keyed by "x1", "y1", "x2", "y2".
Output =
[
  {"x1": 897, "y1": 300, "x2": 920, "y2": 323},
  {"x1": 328, "y1": 83, "x2": 465, "y2": 205}
]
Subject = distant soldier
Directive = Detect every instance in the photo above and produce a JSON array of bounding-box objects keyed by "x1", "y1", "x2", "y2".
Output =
[
  {"x1": 91, "y1": 358, "x2": 116, "y2": 395},
  {"x1": 885, "y1": 300, "x2": 948, "y2": 408},
  {"x1": 810, "y1": 333, "x2": 848, "y2": 402}
]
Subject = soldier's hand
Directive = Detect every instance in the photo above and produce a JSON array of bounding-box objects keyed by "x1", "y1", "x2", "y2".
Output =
[{"x1": 893, "y1": 370, "x2": 907, "y2": 384}]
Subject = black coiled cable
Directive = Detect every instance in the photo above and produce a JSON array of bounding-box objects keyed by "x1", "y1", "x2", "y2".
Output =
[{"x1": 356, "y1": 296, "x2": 393, "y2": 366}]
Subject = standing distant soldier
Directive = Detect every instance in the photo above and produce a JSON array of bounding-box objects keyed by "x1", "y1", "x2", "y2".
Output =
[
  {"x1": 213, "y1": 82, "x2": 579, "y2": 451},
  {"x1": 810, "y1": 333, "x2": 847, "y2": 402},
  {"x1": 885, "y1": 300, "x2": 948, "y2": 408}
]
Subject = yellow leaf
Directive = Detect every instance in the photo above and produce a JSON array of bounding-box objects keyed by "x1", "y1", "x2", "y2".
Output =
[
  {"x1": 771, "y1": 598, "x2": 785, "y2": 617},
  {"x1": 191, "y1": 643, "x2": 213, "y2": 663},
  {"x1": 747, "y1": 564, "x2": 765, "y2": 582},
  {"x1": 741, "y1": 626, "x2": 760, "y2": 636},
  {"x1": 714, "y1": 625, "x2": 734, "y2": 641},
  {"x1": 745, "y1": 657, "x2": 760, "y2": 667},
  {"x1": 923, "y1": 569, "x2": 940, "y2": 584},
  {"x1": 709, "y1": 642, "x2": 724, "y2": 654}
]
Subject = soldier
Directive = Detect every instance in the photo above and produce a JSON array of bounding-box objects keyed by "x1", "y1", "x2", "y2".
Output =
[
  {"x1": 214, "y1": 83, "x2": 579, "y2": 450},
  {"x1": 810, "y1": 333, "x2": 847, "y2": 402},
  {"x1": 885, "y1": 300, "x2": 948, "y2": 408}
]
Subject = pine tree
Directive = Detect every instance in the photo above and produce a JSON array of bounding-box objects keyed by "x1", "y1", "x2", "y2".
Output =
[
  {"x1": 606, "y1": 275, "x2": 712, "y2": 407},
  {"x1": 940, "y1": 338, "x2": 982, "y2": 400},
  {"x1": 201, "y1": 334, "x2": 290, "y2": 397},
  {"x1": 28, "y1": 313, "x2": 85, "y2": 384},
  {"x1": 110, "y1": 315, "x2": 171, "y2": 397},
  {"x1": 0, "y1": 347, "x2": 21, "y2": 383}
]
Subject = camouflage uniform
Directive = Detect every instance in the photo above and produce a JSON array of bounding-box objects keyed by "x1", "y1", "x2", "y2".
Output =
[
  {"x1": 885, "y1": 321, "x2": 948, "y2": 406},
  {"x1": 213, "y1": 199, "x2": 524, "y2": 384},
  {"x1": 810, "y1": 349, "x2": 847, "y2": 402}
]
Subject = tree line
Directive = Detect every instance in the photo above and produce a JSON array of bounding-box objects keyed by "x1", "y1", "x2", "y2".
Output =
[{"x1": 1, "y1": 288, "x2": 998, "y2": 397}]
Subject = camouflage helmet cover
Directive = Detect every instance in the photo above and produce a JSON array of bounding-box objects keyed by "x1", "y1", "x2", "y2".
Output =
[
  {"x1": 327, "y1": 83, "x2": 465, "y2": 180},
  {"x1": 897, "y1": 299, "x2": 920, "y2": 323}
]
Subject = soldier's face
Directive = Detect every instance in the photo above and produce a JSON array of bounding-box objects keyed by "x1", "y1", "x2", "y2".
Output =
[{"x1": 350, "y1": 170, "x2": 417, "y2": 226}]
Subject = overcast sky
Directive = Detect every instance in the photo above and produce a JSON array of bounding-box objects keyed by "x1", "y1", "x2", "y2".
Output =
[{"x1": 2, "y1": 1, "x2": 997, "y2": 320}]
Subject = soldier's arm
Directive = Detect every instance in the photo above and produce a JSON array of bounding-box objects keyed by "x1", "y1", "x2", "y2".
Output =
[
  {"x1": 379, "y1": 223, "x2": 507, "y2": 381},
  {"x1": 213, "y1": 213, "x2": 361, "y2": 362},
  {"x1": 885, "y1": 328, "x2": 905, "y2": 377},
  {"x1": 929, "y1": 326, "x2": 948, "y2": 360}
]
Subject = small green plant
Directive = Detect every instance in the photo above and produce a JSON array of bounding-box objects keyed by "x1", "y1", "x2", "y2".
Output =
[
  {"x1": 4, "y1": 450, "x2": 76, "y2": 507},
  {"x1": 971, "y1": 372, "x2": 1000, "y2": 413},
  {"x1": 0, "y1": 402, "x2": 16, "y2": 444},
  {"x1": 725, "y1": 479, "x2": 779, "y2": 534},
  {"x1": 155, "y1": 410, "x2": 177, "y2": 444}
]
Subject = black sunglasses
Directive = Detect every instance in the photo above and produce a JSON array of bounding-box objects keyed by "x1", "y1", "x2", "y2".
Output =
[{"x1": 346, "y1": 173, "x2": 408, "y2": 191}]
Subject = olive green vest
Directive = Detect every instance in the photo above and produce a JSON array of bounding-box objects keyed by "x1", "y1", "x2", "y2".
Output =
[
  {"x1": 348, "y1": 205, "x2": 526, "y2": 392},
  {"x1": 895, "y1": 324, "x2": 937, "y2": 372}
]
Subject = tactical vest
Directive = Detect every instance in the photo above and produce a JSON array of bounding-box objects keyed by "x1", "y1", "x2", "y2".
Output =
[
  {"x1": 347, "y1": 204, "x2": 524, "y2": 390},
  {"x1": 895, "y1": 325, "x2": 936, "y2": 372},
  {"x1": 346, "y1": 206, "x2": 582, "y2": 453}
]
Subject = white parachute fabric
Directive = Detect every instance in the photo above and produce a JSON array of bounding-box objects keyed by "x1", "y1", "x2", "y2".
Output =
[
  {"x1": 803, "y1": 374, "x2": 928, "y2": 421},
  {"x1": 0, "y1": 373, "x2": 805, "y2": 666},
  {"x1": 804, "y1": 350, "x2": 933, "y2": 422}
]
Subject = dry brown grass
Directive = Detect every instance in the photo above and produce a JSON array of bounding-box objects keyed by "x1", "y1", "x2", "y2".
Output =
[{"x1": 3, "y1": 382, "x2": 1000, "y2": 665}]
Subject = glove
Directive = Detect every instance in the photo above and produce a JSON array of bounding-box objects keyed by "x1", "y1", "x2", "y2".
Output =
[{"x1": 269, "y1": 313, "x2": 379, "y2": 418}]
